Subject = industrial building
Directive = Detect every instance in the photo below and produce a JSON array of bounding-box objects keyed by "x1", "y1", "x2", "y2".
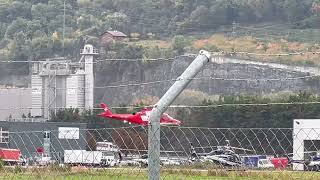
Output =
[
  {"x1": 293, "y1": 119, "x2": 320, "y2": 171},
  {"x1": 0, "y1": 44, "x2": 98, "y2": 121},
  {"x1": 31, "y1": 44, "x2": 98, "y2": 119},
  {"x1": 0, "y1": 121, "x2": 88, "y2": 162}
]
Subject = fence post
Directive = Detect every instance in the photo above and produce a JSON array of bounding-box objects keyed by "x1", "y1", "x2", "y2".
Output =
[{"x1": 148, "y1": 50, "x2": 211, "y2": 180}]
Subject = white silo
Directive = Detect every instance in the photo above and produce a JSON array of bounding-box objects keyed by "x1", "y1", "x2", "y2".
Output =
[
  {"x1": 31, "y1": 62, "x2": 43, "y2": 117},
  {"x1": 66, "y1": 70, "x2": 85, "y2": 109},
  {"x1": 80, "y1": 44, "x2": 98, "y2": 110}
]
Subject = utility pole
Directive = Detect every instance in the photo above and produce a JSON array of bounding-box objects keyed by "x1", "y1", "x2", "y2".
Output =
[
  {"x1": 148, "y1": 50, "x2": 211, "y2": 180},
  {"x1": 63, "y1": 0, "x2": 66, "y2": 56},
  {"x1": 232, "y1": 21, "x2": 236, "y2": 53}
]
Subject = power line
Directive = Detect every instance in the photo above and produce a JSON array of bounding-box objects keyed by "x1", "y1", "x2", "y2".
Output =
[
  {"x1": 0, "y1": 74, "x2": 318, "y2": 91},
  {"x1": 0, "y1": 54, "x2": 197, "y2": 63},
  {"x1": 233, "y1": 51, "x2": 320, "y2": 56},
  {"x1": 3, "y1": 50, "x2": 320, "y2": 64},
  {"x1": 168, "y1": 101, "x2": 320, "y2": 108},
  {"x1": 95, "y1": 54, "x2": 197, "y2": 62},
  {"x1": 207, "y1": 51, "x2": 320, "y2": 57},
  {"x1": 2, "y1": 101, "x2": 320, "y2": 110}
]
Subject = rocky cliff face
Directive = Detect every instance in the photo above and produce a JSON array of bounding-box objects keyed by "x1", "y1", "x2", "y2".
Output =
[
  {"x1": 94, "y1": 57, "x2": 320, "y2": 106},
  {"x1": 1, "y1": 57, "x2": 319, "y2": 107}
]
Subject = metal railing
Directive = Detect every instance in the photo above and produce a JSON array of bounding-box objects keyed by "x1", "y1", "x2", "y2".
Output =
[{"x1": 2, "y1": 118, "x2": 48, "y2": 123}]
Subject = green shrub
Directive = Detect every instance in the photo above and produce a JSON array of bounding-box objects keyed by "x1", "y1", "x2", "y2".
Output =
[{"x1": 0, "y1": 159, "x2": 4, "y2": 171}]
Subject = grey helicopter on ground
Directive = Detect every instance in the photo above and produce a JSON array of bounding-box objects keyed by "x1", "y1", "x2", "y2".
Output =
[
  {"x1": 284, "y1": 151, "x2": 320, "y2": 171},
  {"x1": 189, "y1": 140, "x2": 254, "y2": 167}
]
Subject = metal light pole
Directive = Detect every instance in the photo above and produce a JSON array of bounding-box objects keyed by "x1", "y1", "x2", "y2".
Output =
[
  {"x1": 148, "y1": 50, "x2": 211, "y2": 180},
  {"x1": 62, "y1": 0, "x2": 66, "y2": 55}
]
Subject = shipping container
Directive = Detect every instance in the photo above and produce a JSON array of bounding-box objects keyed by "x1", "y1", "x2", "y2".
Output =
[{"x1": 0, "y1": 148, "x2": 21, "y2": 165}]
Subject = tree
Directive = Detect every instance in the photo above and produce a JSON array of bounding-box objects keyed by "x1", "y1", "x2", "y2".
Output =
[
  {"x1": 5, "y1": 18, "x2": 28, "y2": 39},
  {"x1": 7, "y1": 1, "x2": 32, "y2": 21},
  {"x1": 30, "y1": 37, "x2": 53, "y2": 59},
  {"x1": 31, "y1": 3, "x2": 49, "y2": 21},
  {"x1": 171, "y1": 35, "x2": 190, "y2": 54},
  {"x1": 77, "y1": 14, "x2": 97, "y2": 31},
  {"x1": 246, "y1": 0, "x2": 276, "y2": 21},
  {"x1": 103, "y1": 42, "x2": 143, "y2": 59},
  {"x1": 187, "y1": 5, "x2": 211, "y2": 29},
  {"x1": 209, "y1": 0, "x2": 236, "y2": 25},
  {"x1": 283, "y1": 0, "x2": 312, "y2": 22},
  {"x1": 9, "y1": 31, "x2": 30, "y2": 61},
  {"x1": 0, "y1": 0, "x2": 319, "y2": 78},
  {"x1": 50, "y1": 108, "x2": 81, "y2": 122},
  {"x1": 101, "y1": 12, "x2": 129, "y2": 33},
  {"x1": 27, "y1": 20, "x2": 43, "y2": 38}
]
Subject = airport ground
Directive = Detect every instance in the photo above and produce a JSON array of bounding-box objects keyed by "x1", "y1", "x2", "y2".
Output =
[{"x1": 0, "y1": 166, "x2": 319, "y2": 180}]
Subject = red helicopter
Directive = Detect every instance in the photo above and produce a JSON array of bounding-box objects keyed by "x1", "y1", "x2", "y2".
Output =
[{"x1": 97, "y1": 103, "x2": 181, "y2": 126}]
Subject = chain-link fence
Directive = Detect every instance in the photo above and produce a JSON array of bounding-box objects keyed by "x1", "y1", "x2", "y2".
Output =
[{"x1": 1, "y1": 126, "x2": 320, "y2": 179}]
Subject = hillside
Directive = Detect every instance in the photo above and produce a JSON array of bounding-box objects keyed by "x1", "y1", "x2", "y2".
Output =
[
  {"x1": 94, "y1": 56, "x2": 320, "y2": 106},
  {"x1": 0, "y1": 0, "x2": 320, "y2": 64}
]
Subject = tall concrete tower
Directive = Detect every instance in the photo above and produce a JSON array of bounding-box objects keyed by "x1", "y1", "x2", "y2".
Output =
[{"x1": 80, "y1": 44, "x2": 98, "y2": 110}]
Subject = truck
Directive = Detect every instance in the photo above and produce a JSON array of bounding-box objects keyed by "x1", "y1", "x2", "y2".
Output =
[
  {"x1": 0, "y1": 148, "x2": 21, "y2": 165},
  {"x1": 34, "y1": 153, "x2": 56, "y2": 166},
  {"x1": 64, "y1": 150, "x2": 118, "y2": 167},
  {"x1": 242, "y1": 155, "x2": 274, "y2": 169},
  {"x1": 64, "y1": 141, "x2": 120, "y2": 167}
]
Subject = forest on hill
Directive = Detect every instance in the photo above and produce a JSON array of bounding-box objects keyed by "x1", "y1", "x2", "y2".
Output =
[
  {"x1": 1, "y1": 0, "x2": 320, "y2": 63},
  {"x1": 2, "y1": 0, "x2": 318, "y2": 127}
]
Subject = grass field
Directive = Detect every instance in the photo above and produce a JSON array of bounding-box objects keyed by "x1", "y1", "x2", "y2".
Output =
[{"x1": 0, "y1": 167, "x2": 319, "y2": 180}]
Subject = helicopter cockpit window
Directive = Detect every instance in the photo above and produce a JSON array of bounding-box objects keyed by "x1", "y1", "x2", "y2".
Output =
[{"x1": 215, "y1": 150, "x2": 224, "y2": 155}]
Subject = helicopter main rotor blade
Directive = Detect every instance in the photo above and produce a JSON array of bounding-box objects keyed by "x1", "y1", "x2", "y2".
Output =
[
  {"x1": 192, "y1": 145, "x2": 254, "y2": 152},
  {"x1": 192, "y1": 146, "x2": 219, "y2": 149},
  {"x1": 230, "y1": 146, "x2": 255, "y2": 152}
]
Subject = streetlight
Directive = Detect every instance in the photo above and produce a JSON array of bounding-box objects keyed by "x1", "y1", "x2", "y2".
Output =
[{"x1": 63, "y1": 0, "x2": 66, "y2": 56}]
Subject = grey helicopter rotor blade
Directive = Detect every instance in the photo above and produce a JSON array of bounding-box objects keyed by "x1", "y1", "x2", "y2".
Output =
[
  {"x1": 229, "y1": 146, "x2": 255, "y2": 152},
  {"x1": 192, "y1": 146, "x2": 219, "y2": 149},
  {"x1": 192, "y1": 146, "x2": 254, "y2": 151}
]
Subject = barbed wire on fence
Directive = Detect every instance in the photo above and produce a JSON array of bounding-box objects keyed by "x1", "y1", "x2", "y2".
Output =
[{"x1": 2, "y1": 101, "x2": 320, "y2": 111}]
